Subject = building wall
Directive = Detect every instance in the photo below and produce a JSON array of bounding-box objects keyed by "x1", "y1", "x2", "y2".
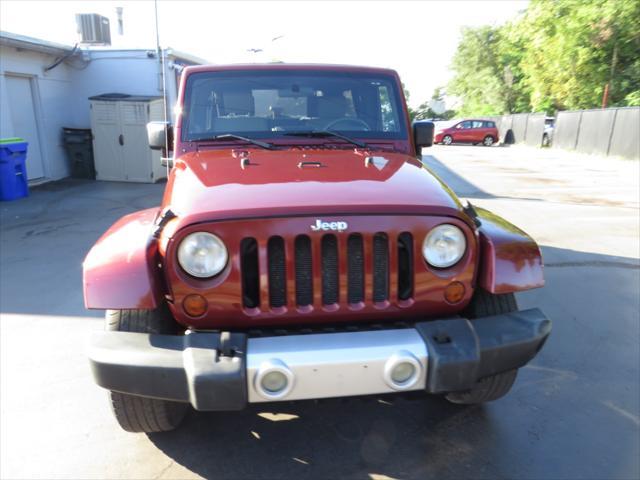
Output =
[
  {"x1": 0, "y1": 45, "x2": 183, "y2": 181},
  {"x1": 69, "y1": 49, "x2": 176, "y2": 127},
  {"x1": 0, "y1": 45, "x2": 76, "y2": 180}
]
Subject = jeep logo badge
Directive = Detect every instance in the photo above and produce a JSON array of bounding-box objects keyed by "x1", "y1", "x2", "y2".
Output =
[{"x1": 311, "y1": 219, "x2": 348, "y2": 232}]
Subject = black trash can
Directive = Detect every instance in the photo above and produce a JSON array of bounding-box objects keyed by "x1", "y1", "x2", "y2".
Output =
[{"x1": 62, "y1": 128, "x2": 95, "y2": 179}]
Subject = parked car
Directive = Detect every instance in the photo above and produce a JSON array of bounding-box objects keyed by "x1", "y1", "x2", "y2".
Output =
[
  {"x1": 85, "y1": 64, "x2": 551, "y2": 433},
  {"x1": 542, "y1": 116, "x2": 555, "y2": 147},
  {"x1": 434, "y1": 119, "x2": 499, "y2": 146}
]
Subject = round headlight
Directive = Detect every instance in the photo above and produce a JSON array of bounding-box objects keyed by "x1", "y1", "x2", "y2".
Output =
[
  {"x1": 423, "y1": 224, "x2": 466, "y2": 268},
  {"x1": 177, "y1": 232, "x2": 228, "y2": 278}
]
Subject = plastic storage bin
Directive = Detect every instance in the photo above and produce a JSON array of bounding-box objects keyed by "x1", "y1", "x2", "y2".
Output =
[
  {"x1": 63, "y1": 128, "x2": 95, "y2": 179},
  {"x1": 0, "y1": 138, "x2": 29, "y2": 201}
]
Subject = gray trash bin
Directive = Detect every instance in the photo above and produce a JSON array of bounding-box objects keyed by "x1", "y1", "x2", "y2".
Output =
[{"x1": 63, "y1": 128, "x2": 95, "y2": 179}]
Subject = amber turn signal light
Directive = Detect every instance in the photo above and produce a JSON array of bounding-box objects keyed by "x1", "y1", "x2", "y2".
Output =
[
  {"x1": 183, "y1": 294, "x2": 208, "y2": 317},
  {"x1": 444, "y1": 281, "x2": 466, "y2": 304}
]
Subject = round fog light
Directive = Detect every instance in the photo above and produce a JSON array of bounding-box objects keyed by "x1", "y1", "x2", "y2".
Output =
[
  {"x1": 261, "y1": 371, "x2": 288, "y2": 393},
  {"x1": 391, "y1": 362, "x2": 416, "y2": 384},
  {"x1": 255, "y1": 359, "x2": 295, "y2": 399},
  {"x1": 384, "y1": 350, "x2": 422, "y2": 390}
]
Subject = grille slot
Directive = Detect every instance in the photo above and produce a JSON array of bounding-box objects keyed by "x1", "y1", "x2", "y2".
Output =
[
  {"x1": 240, "y1": 238, "x2": 260, "y2": 308},
  {"x1": 347, "y1": 234, "x2": 364, "y2": 303},
  {"x1": 242, "y1": 229, "x2": 410, "y2": 311},
  {"x1": 267, "y1": 236, "x2": 286, "y2": 307},
  {"x1": 294, "y1": 235, "x2": 313, "y2": 306},
  {"x1": 321, "y1": 234, "x2": 339, "y2": 305},
  {"x1": 373, "y1": 233, "x2": 389, "y2": 302},
  {"x1": 397, "y1": 232, "x2": 414, "y2": 300}
]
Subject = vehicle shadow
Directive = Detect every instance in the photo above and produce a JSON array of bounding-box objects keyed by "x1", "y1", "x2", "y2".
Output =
[
  {"x1": 148, "y1": 393, "x2": 495, "y2": 479},
  {"x1": 146, "y1": 243, "x2": 640, "y2": 480},
  {"x1": 422, "y1": 154, "x2": 544, "y2": 203}
]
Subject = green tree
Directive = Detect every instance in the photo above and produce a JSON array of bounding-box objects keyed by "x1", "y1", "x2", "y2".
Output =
[
  {"x1": 518, "y1": 0, "x2": 640, "y2": 111},
  {"x1": 448, "y1": 26, "x2": 512, "y2": 116},
  {"x1": 411, "y1": 87, "x2": 457, "y2": 120},
  {"x1": 412, "y1": 101, "x2": 437, "y2": 121},
  {"x1": 498, "y1": 20, "x2": 532, "y2": 113},
  {"x1": 448, "y1": 0, "x2": 640, "y2": 114}
]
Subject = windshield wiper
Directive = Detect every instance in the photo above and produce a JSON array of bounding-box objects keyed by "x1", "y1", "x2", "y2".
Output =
[
  {"x1": 283, "y1": 130, "x2": 369, "y2": 149},
  {"x1": 192, "y1": 134, "x2": 275, "y2": 150}
]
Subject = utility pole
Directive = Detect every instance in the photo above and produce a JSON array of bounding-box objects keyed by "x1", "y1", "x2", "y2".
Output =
[
  {"x1": 602, "y1": 33, "x2": 619, "y2": 109},
  {"x1": 602, "y1": 83, "x2": 609, "y2": 109},
  {"x1": 154, "y1": 0, "x2": 170, "y2": 166}
]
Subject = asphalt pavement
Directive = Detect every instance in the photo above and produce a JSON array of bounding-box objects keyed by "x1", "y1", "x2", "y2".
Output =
[{"x1": 1, "y1": 145, "x2": 638, "y2": 479}]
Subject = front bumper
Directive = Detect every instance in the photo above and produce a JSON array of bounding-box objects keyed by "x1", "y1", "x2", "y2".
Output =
[{"x1": 88, "y1": 309, "x2": 551, "y2": 410}]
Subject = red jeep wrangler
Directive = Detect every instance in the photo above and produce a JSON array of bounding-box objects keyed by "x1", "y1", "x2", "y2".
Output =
[{"x1": 85, "y1": 64, "x2": 551, "y2": 433}]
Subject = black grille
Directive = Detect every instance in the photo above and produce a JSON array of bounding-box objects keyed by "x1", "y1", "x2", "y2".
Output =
[
  {"x1": 321, "y1": 234, "x2": 339, "y2": 305},
  {"x1": 347, "y1": 234, "x2": 364, "y2": 303},
  {"x1": 295, "y1": 235, "x2": 313, "y2": 306},
  {"x1": 373, "y1": 233, "x2": 389, "y2": 302},
  {"x1": 241, "y1": 230, "x2": 414, "y2": 312},
  {"x1": 397, "y1": 232, "x2": 414, "y2": 300},
  {"x1": 267, "y1": 236, "x2": 286, "y2": 307},
  {"x1": 240, "y1": 238, "x2": 259, "y2": 308}
]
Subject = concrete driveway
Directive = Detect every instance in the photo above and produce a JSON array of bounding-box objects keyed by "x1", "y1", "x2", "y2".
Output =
[{"x1": 1, "y1": 145, "x2": 638, "y2": 479}]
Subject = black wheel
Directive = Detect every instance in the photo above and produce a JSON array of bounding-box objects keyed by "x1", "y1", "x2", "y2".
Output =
[
  {"x1": 482, "y1": 135, "x2": 495, "y2": 146},
  {"x1": 106, "y1": 308, "x2": 188, "y2": 433},
  {"x1": 463, "y1": 288, "x2": 518, "y2": 318},
  {"x1": 445, "y1": 289, "x2": 519, "y2": 404},
  {"x1": 442, "y1": 135, "x2": 453, "y2": 145},
  {"x1": 445, "y1": 369, "x2": 518, "y2": 404}
]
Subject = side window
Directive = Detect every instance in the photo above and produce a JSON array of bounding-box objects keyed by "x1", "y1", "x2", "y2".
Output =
[
  {"x1": 485, "y1": 121, "x2": 495, "y2": 128},
  {"x1": 343, "y1": 90, "x2": 357, "y2": 118},
  {"x1": 472, "y1": 121, "x2": 484, "y2": 129},
  {"x1": 378, "y1": 85, "x2": 399, "y2": 132},
  {"x1": 459, "y1": 121, "x2": 472, "y2": 129}
]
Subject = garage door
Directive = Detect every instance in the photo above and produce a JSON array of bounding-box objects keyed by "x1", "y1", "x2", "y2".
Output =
[{"x1": 5, "y1": 75, "x2": 45, "y2": 180}]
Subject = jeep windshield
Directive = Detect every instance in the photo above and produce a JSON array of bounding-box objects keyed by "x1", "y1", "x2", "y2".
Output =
[{"x1": 181, "y1": 69, "x2": 408, "y2": 143}]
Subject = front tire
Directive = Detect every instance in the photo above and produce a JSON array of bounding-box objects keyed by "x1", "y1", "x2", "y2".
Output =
[
  {"x1": 442, "y1": 135, "x2": 453, "y2": 145},
  {"x1": 106, "y1": 308, "x2": 188, "y2": 433},
  {"x1": 482, "y1": 135, "x2": 495, "y2": 146},
  {"x1": 445, "y1": 289, "x2": 519, "y2": 404}
]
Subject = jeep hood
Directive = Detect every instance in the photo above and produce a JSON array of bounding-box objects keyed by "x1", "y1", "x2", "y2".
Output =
[{"x1": 163, "y1": 148, "x2": 465, "y2": 228}]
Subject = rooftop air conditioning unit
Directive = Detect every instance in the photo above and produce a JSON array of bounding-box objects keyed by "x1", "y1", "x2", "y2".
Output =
[{"x1": 76, "y1": 14, "x2": 111, "y2": 45}]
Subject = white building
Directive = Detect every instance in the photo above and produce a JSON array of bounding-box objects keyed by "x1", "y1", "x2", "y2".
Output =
[{"x1": 0, "y1": 31, "x2": 205, "y2": 183}]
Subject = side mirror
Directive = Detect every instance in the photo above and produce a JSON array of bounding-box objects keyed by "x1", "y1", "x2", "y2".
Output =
[
  {"x1": 147, "y1": 121, "x2": 174, "y2": 168},
  {"x1": 413, "y1": 121, "x2": 434, "y2": 150},
  {"x1": 147, "y1": 121, "x2": 173, "y2": 150}
]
